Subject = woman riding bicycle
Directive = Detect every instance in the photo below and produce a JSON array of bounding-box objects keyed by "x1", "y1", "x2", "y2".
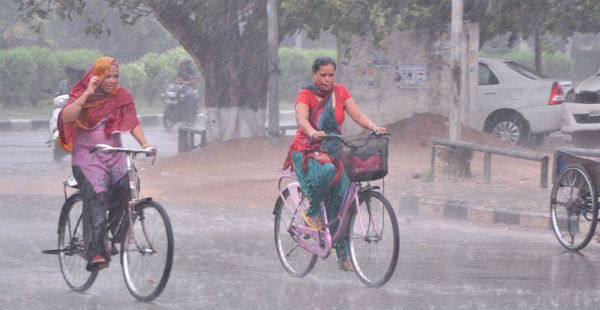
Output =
[
  {"x1": 58, "y1": 57, "x2": 156, "y2": 271},
  {"x1": 282, "y1": 57, "x2": 387, "y2": 271}
]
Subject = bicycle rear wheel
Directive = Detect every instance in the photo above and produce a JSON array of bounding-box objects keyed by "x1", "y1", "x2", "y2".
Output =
[
  {"x1": 348, "y1": 190, "x2": 399, "y2": 287},
  {"x1": 58, "y1": 193, "x2": 98, "y2": 291},
  {"x1": 551, "y1": 164, "x2": 598, "y2": 251},
  {"x1": 274, "y1": 186, "x2": 318, "y2": 277},
  {"x1": 121, "y1": 200, "x2": 174, "y2": 302}
]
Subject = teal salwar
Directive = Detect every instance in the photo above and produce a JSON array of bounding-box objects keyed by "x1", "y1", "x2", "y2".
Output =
[{"x1": 292, "y1": 151, "x2": 350, "y2": 260}]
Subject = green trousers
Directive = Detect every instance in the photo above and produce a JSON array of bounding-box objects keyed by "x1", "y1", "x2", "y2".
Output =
[{"x1": 292, "y1": 151, "x2": 350, "y2": 260}]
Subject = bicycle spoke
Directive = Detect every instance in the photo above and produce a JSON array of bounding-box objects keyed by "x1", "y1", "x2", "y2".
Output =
[
  {"x1": 122, "y1": 201, "x2": 173, "y2": 301},
  {"x1": 59, "y1": 194, "x2": 97, "y2": 291},
  {"x1": 349, "y1": 191, "x2": 399, "y2": 287},
  {"x1": 274, "y1": 186, "x2": 318, "y2": 277},
  {"x1": 551, "y1": 165, "x2": 598, "y2": 251}
]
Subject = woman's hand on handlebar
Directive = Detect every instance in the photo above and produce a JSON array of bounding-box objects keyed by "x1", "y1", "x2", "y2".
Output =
[
  {"x1": 142, "y1": 144, "x2": 158, "y2": 156},
  {"x1": 368, "y1": 123, "x2": 387, "y2": 134},
  {"x1": 372, "y1": 126, "x2": 387, "y2": 134},
  {"x1": 310, "y1": 130, "x2": 326, "y2": 141}
]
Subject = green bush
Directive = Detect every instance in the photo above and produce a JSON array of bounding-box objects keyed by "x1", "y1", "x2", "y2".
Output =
[
  {"x1": 492, "y1": 50, "x2": 575, "y2": 79},
  {"x1": 0, "y1": 47, "x2": 104, "y2": 108},
  {"x1": 571, "y1": 49, "x2": 600, "y2": 81},
  {"x1": 50, "y1": 49, "x2": 103, "y2": 74},
  {"x1": 119, "y1": 62, "x2": 147, "y2": 103},
  {"x1": 0, "y1": 47, "x2": 58, "y2": 107},
  {"x1": 0, "y1": 45, "x2": 335, "y2": 113}
]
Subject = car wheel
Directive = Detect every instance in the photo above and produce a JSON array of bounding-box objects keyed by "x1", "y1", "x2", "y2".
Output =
[{"x1": 488, "y1": 114, "x2": 528, "y2": 145}]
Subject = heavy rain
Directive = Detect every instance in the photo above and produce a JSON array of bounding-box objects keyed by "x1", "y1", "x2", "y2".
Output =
[{"x1": 3, "y1": 0, "x2": 600, "y2": 309}]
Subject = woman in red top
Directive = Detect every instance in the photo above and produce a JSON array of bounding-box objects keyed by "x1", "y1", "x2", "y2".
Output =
[{"x1": 283, "y1": 57, "x2": 386, "y2": 271}]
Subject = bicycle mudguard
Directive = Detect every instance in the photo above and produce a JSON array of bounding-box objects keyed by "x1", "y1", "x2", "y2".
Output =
[
  {"x1": 273, "y1": 182, "x2": 302, "y2": 215},
  {"x1": 132, "y1": 197, "x2": 153, "y2": 208}
]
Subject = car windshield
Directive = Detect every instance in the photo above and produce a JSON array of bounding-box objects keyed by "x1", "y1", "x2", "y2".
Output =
[{"x1": 503, "y1": 61, "x2": 546, "y2": 80}]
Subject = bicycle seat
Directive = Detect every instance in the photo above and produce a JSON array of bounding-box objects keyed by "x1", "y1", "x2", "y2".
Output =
[{"x1": 64, "y1": 174, "x2": 79, "y2": 188}]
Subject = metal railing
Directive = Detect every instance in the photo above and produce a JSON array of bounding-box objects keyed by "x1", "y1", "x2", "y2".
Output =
[{"x1": 431, "y1": 137, "x2": 550, "y2": 188}]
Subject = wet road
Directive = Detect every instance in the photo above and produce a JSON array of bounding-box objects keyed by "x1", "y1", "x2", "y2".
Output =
[
  {"x1": 0, "y1": 127, "x2": 178, "y2": 175},
  {"x1": 2, "y1": 192, "x2": 600, "y2": 309},
  {"x1": 3, "y1": 128, "x2": 600, "y2": 309}
]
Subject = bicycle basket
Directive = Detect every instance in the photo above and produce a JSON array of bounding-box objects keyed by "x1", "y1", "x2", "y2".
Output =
[{"x1": 342, "y1": 135, "x2": 389, "y2": 182}]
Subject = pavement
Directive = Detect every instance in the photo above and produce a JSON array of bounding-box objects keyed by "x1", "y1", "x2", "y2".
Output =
[{"x1": 388, "y1": 180, "x2": 552, "y2": 230}]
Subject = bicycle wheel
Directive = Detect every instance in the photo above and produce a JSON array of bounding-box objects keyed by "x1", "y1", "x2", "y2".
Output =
[
  {"x1": 551, "y1": 164, "x2": 598, "y2": 251},
  {"x1": 121, "y1": 200, "x2": 174, "y2": 302},
  {"x1": 58, "y1": 193, "x2": 98, "y2": 291},
  {"x1": 274, "y1": 186, "x2": 318, "y2": 277},
  {"x1": 348, "y1": 190, "x2": 399, "y2": 287}
]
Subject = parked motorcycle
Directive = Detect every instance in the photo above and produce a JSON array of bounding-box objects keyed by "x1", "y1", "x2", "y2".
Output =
[
  {"x1": 49, "y1": 94, "x2": 69, "y2": 162},
  {"x1": 161, "y1": 83, "x2": 199, "y2": 129}
]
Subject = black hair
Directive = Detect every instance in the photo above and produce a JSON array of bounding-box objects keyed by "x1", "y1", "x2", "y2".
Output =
[
  {"x1": 64, "y1": 66, "x2": 76, "y2": 74},
  {"x1": 312, "y1": 57, "x2": 336, "y2": 73}
]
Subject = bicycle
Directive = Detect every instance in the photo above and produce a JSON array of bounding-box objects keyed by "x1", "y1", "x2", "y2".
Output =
[
  {"x1": 43, "y1": 144, "x2": 174, "y2": 301},
  {"x1": 550, "y1": 150, "x2": 600, "y2": 251},
  {"x1": 273, "y1": 133, "x2": 400, "y2": 287}
]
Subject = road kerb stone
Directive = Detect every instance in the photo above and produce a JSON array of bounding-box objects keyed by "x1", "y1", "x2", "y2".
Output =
[
  {"x1": 467, "y1": 208, "x2": 495, "y2": 223},
  {"x1": 10, "y1": 119, "x2": 33, "y2": 131},
  {"x1": 398, "y1": 195, "x2": 551, "y2": 230},
  {"x1": 519, "y1": 213, "x2": 551, "y2": 229}
]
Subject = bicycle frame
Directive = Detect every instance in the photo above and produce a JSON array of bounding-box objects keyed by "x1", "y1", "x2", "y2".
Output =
[
  {"x1": 277, "y1": 169, "x2": 378, "y2": 258},
  {"x1": 67, "y1": 145, "x2": 157, "y2": 252}
]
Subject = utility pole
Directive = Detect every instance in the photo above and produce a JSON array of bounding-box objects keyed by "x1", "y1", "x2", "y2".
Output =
[
  {"x1": 267, "y1": 0, "x2": 280, "y2": 135},
  {"x1": 449, "y1": 0, "x2": 464, "y2": 141}
]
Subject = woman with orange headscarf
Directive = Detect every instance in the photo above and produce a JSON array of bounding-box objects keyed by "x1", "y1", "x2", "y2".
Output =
[{"x1": 58, "y1": 57, "x2": 155, "y2": 271}]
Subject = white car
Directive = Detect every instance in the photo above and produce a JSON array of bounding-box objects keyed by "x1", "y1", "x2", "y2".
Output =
[
  {"x1": 561, "y1": 71, "x2": 600, "y2": 147},
  {"x1": 470, "y1": 57, "x2": 566, "y2": 146}
]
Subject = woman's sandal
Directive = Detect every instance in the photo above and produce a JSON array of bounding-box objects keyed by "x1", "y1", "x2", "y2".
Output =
[
  {"x1": 87, "y1": 254, "x2": 108, "y2": 272},
  {"x1": 301, "y1": 210, "x2": 323, "y2": 230},
  {"x1": 339, "y1": 259, "x2": 355, "y2": 272}
]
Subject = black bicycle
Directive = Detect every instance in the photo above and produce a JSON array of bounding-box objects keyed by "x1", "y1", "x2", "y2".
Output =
[{"x1": 44, "y1": 144, "x2": 174, "y2": 301}]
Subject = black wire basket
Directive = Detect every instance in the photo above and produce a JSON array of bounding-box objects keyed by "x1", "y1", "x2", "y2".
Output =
[{"x1": 343, "y1": 135, "x2": 389, "y2": 182}]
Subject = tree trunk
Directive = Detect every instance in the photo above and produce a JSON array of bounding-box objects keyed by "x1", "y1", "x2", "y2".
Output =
[
  {"x1": 534, "y1": 28, "x2": 543, "y2": 76},
  {"x1": 151, "y1": 0, "x2": 269, "y2": 142}
]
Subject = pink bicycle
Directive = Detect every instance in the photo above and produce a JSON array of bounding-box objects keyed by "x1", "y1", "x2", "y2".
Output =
[{"x1": 273, "y1": 133, "x2": 399, "y2": 287}]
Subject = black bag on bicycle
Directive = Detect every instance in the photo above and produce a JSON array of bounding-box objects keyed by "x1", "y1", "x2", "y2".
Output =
[{"x1": 343, "y1": 135, "x2": 389, "y2": 182}]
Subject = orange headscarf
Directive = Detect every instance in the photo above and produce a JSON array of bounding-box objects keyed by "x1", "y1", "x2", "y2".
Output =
[{"x1": 58, "y1": 57, "x2": 139, "y2": 152}]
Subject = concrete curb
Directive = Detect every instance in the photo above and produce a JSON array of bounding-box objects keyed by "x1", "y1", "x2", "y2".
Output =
[
  {"x1": 398, "y1": 194, "x2": 551, "y2": 230},
  {"x1": 0, "y1": 114, "x2": 163, "y2": 132}
]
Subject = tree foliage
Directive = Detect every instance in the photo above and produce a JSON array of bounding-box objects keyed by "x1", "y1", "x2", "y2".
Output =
[{"x1": 14, "y1": 0, "x2": 600, "y2": 137}]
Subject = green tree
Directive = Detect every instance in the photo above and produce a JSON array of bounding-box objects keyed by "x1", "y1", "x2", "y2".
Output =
[
  {"x1": 14, "y1": 0, "x2": 414, "y2": 140},
  {"x1": 392, "y1": 0, "x2": 600, "y2": 75}
]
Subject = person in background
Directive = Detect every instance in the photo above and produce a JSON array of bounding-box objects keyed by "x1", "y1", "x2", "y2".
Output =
[{"x1": 55, "y1": 67, "x2": 81, "y2": 96}]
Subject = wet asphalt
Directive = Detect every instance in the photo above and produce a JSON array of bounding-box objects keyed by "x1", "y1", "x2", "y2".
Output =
[
  {"x1": 3, "y1": 129, "x2": 600, "y2": 309},
  {"x1": 3, "y1": 193, "x2": 600, "y2": 309}
]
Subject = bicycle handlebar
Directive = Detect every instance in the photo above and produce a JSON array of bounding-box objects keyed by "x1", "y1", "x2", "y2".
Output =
[
  {"x1": 322, "y1": 132, "x2": 390, "y2": 148},
  {"x1": 89, "y1": 144, "x2": 156, "y2": 157}
]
